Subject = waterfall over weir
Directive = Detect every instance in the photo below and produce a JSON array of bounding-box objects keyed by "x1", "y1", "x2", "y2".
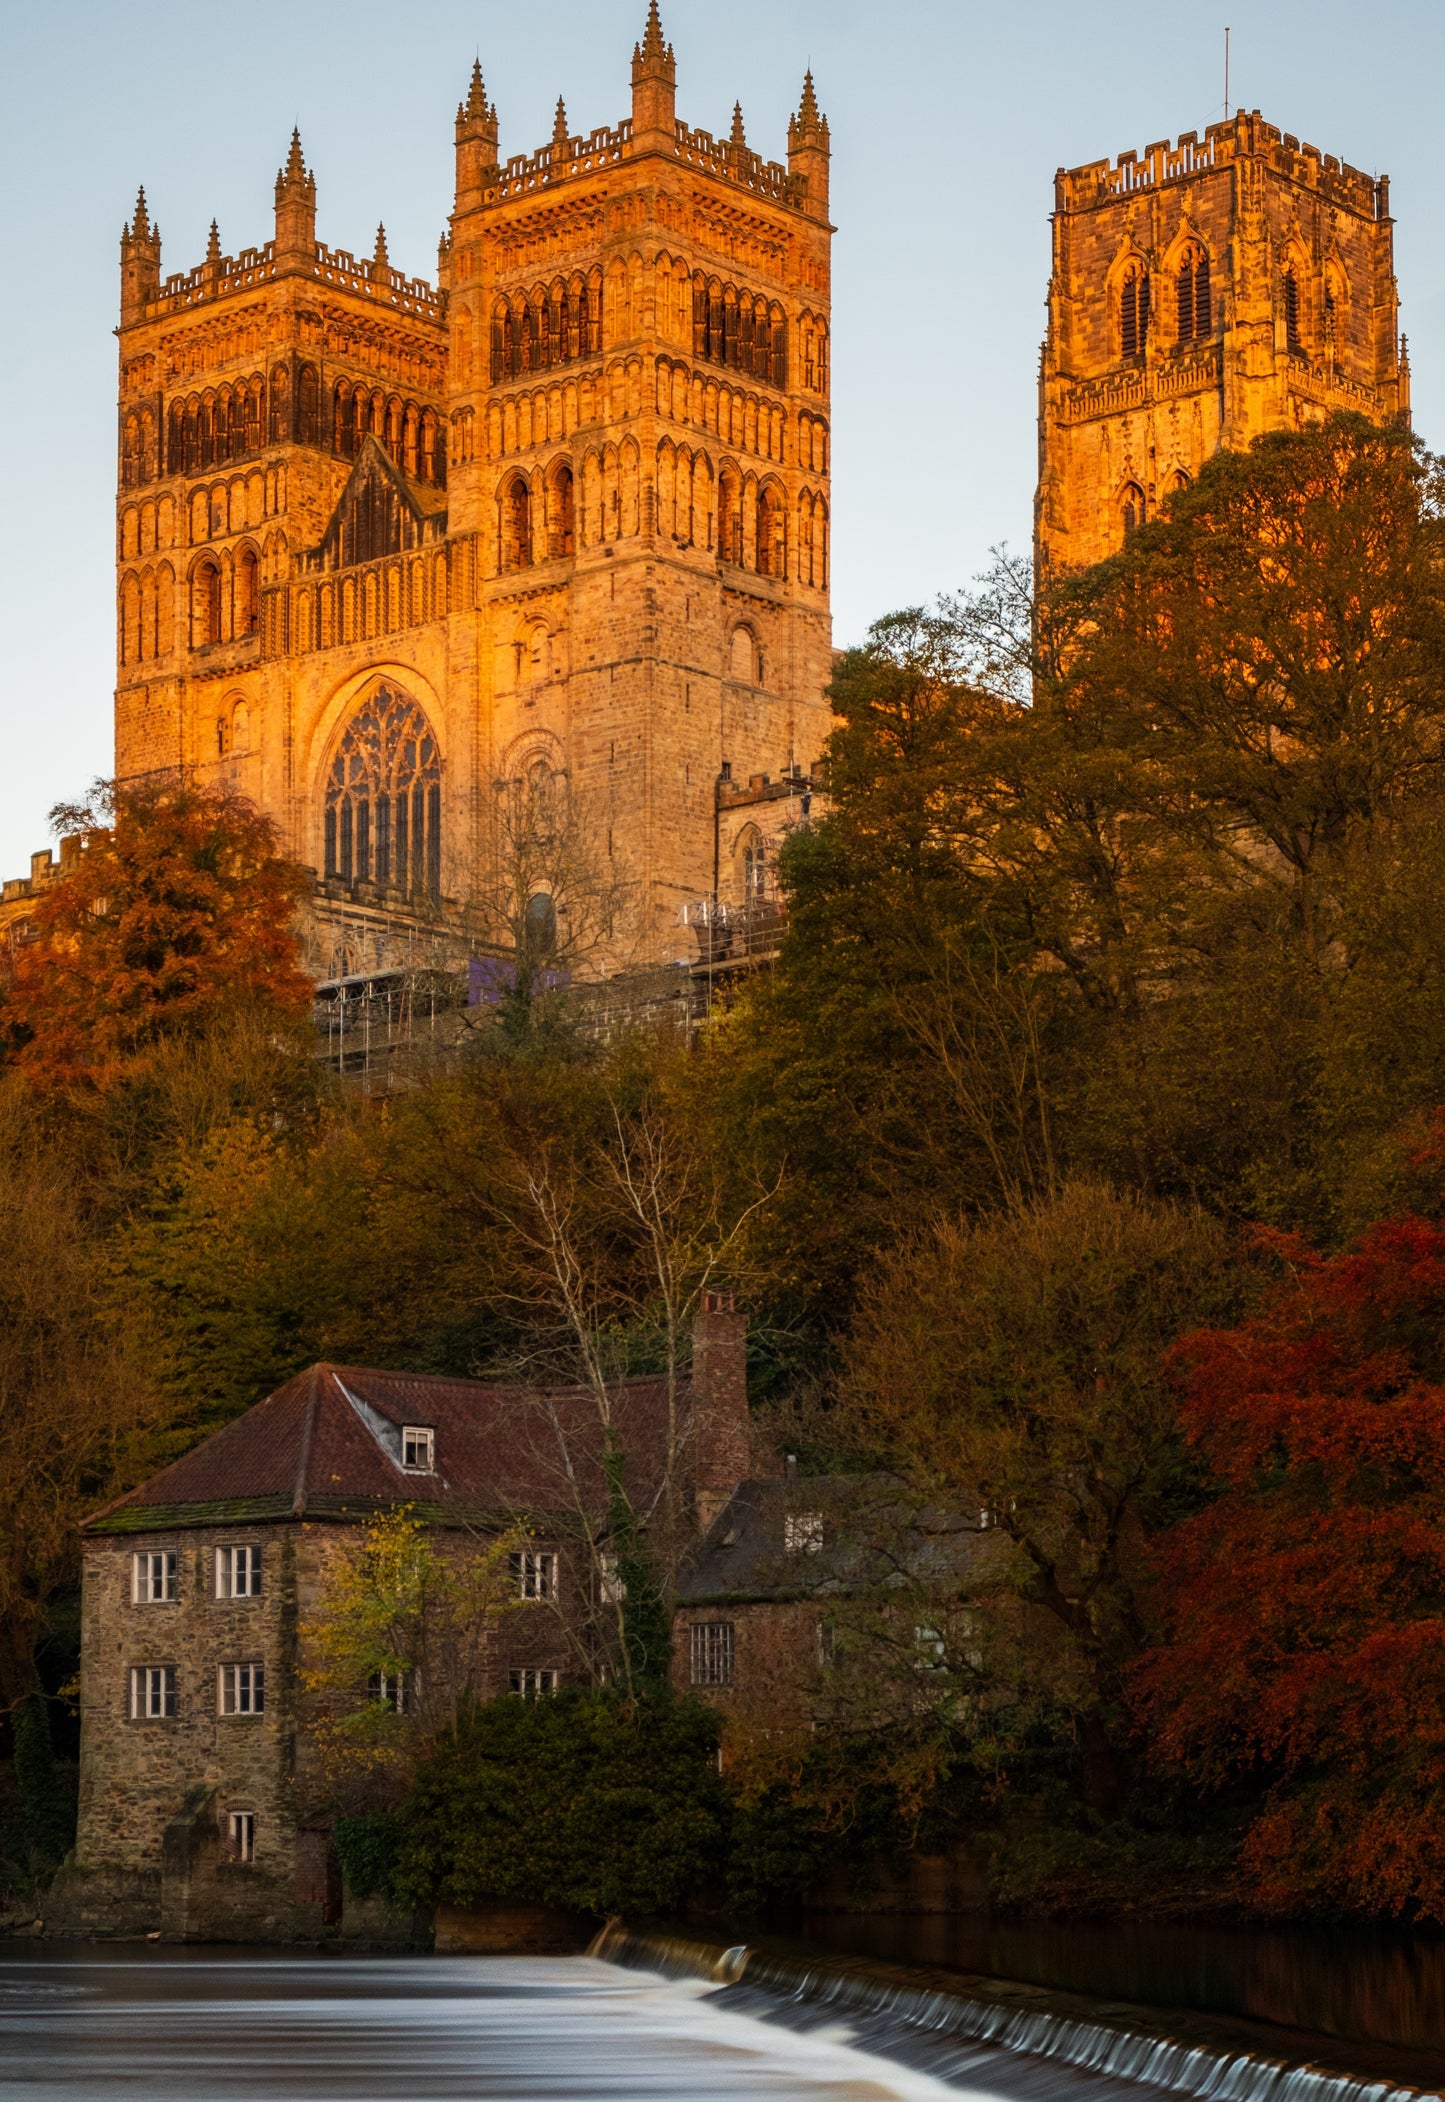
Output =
[{"x1": 590, "y1": 1924, "x2": 1445, "y2": 2102}]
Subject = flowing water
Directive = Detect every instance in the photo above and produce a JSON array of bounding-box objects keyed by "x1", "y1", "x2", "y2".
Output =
[{"x1": 0, "y1": 1947, "x2": 1132, "y2": 2102}]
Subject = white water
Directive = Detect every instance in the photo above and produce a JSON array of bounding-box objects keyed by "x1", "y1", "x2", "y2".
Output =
[{"x1": 0, "y1": 1951, "x2": 1020, "y2": 2101}]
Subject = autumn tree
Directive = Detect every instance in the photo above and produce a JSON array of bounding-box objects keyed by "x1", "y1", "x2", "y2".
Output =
[
  {"x1": 0, "y1": 777, "x2": 312, "y2": 1093},
  {"x1": 1135, "y1": 1210, "x2": 1445, "y2": 1922},
  {"x1": 838, "y1": 1184, "x2": 1240, "y2": 1812}
]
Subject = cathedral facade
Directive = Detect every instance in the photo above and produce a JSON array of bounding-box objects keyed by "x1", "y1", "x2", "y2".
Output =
[
  {"x1": 1035, "y1": 109, "x2": 1407, "y2": 574},
  {"x1": 111, "y1": 5, "x2": 833, "y2": 981}
]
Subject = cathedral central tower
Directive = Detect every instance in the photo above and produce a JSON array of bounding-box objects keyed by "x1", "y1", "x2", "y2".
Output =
[
  {"x1": 112, "y1": 4, "x2": 833, "y2": 980},
  {"x1": 1035, "y1": 109, "x2": 1405, "y2": 575}
]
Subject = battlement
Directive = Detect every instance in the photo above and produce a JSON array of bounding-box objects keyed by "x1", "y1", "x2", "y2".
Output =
[
  {"x1": 481, "y1": 113, "x2": 805, "y2": 210},
  {"x1": 1057, "y1": 110, "x2": 1382, "y2": 220},
  {"x1": 138, "y1": 237, "x2": 445, "y2": 324}
]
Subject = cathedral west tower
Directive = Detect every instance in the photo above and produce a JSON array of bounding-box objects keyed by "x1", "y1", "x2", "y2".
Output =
[
  {"x1": 112, "y1": 4, "x2": 833, "y2": 980},
  {"x1": 1035, "y1": 109, "x2": 1406, "y2": 575}
]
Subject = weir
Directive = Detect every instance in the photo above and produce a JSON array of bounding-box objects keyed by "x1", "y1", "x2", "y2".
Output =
[{"x1": 589, "y1": 1924, "x2": 1445, "y2": 2102}]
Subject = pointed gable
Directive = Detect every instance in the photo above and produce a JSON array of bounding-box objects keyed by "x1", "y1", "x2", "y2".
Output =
[{"x1": 315, "y1": 437, "x2": 446, "y2": 572}]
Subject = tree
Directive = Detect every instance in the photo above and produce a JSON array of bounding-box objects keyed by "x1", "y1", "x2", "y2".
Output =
[
  {"x1": 1135, "y1": 1209, "x2": 1445, "y2": 1922},
  {"x1": 1, "y1": 778, "x2": 312, "y2": 1093},
  {"x1": 838, "y1": 1183, "x2": 1239, "y2": 1812},
  {"x1": 0, "y1": 1086, "x2": 160, "y2": 1704},
  {"x1": 300, "y1": 1507, "x2": 523, "y2": 1800},
  {"x1": 395, "y1": 1688, "x2": 727, "y2": 1918}
]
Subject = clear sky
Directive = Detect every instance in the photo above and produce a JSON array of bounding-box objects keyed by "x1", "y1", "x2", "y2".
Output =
[{"x1": 2, "y1": 0, "x2": 1441, "y2": 873}]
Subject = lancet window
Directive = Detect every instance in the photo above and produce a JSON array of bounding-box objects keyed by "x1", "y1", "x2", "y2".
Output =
[
  {"x1": 324, "y1": 686, "x2": 442, "y2": 898},
  {"x1": 1283, "y1": 265, "x2": 1303, "y2": 354},
  {"x1": 500, "y1": 476, "x2": 533, "y2": 571},
  {"x1": 1176, "y1": 247, "x2": 1212, "y2": 342},
  {"x1": 1121, "y1": 482, "x2": 1145, "y2": 536},
  {"x1": 332, "y1": 383, "x2": 444, "y2": 486},
  {"x1": 1120, "y1": 265, "x2": 1150, "y2": 359},
  {"x1": 490, "y1": 278, "x2": 602, "y2": 384}
]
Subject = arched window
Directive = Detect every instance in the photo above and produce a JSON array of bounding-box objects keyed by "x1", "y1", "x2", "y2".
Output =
[
  {"x1": 268, "y1": 365, "x2": 290, "y2": 445},
  {"x1": 550, "y1": 464, "x2": 576, "y2": 559},
  {"x1": 756, "y1": 486, "x2": 785, "y2": 579},
  {"x1": 236, "y1": 547, "x2": 260, "y2": 636},
  {"x1": 524, "y1": 890, "x2": 557, "y2": 958},
  {"x1": 738, "y1": 828, "x2": 766, "y2": 908},
  {"x1": 232, "y1": 700, "x2": 250, "y2": 753},
  {"x1": 296, "y1": 365, "x2": 319, "y2": 446},
  {"x1": 168, "y1": 402, "x2": 186, "y2": 475},
  {"x1": 1176, "y1": 247, "x2": 1212, "y2": 342},
  {"x1": 334, "y1": 383, "x2": 357, "y2": 458},
  {"x1": 1324, "y1": 275, "x2": 1341, "y2": 363},
  {"x1": 1120, "y1": 483, "x2": 1145, "y2": 536},
  {"x1": 729, "y1": 626, "x2": 756, "y2": 683},
  {"x1": 1170, "y1": 469, "x2": 1191, "y2": 497},
  {"x1": 324, "y1": 686, "x2": 442, "y2": 897},
  {"x1": 718, "y1": 470, "x2": 743, "y2": 566},
  {"x1": 1121, "y1": 264, "x2": 1150, "y2": 359},
  {"x1": 1283, "y1": 264, "x2": 1302, "y2": 354},
  {"x1": 501, "y1": 476, "x2": 532, "y2": 571},
  {"x1": 192, "y1": 559, "x2": 221, "y2": 647},
  {"x1": 121, "y1": 414, "x2": 140, "y2": 489}
]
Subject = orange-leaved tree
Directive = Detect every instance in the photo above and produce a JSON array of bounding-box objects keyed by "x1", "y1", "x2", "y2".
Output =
[
  {"x1": 0, "y1": 778, "x2": 312, "y2": 1091},
  {"x1": 1134, "y1": 1214, "x2": 1445, "y2": 1921}
]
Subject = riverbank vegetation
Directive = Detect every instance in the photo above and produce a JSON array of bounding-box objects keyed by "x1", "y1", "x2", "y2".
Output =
[{"x1": 4, "y1": 413, "x2": 1445, "y2": 1923}]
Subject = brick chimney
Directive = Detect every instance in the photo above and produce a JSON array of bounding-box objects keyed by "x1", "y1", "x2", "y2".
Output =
[{"x1": 691, "y1": 1289, "x2": 749, "y2": 1533}]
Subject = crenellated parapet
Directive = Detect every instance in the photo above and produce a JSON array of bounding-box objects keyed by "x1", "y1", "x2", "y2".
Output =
[{"x1": 1056, "y1": 110, "x2": 1382, "y2": 221}]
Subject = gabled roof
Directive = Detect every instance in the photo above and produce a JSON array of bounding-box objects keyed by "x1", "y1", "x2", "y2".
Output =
[
  {"x1": 314, "y1": 437, "x2": 447, "y2": 571},
  {"x1": 85, "y1": 1362, "x2": 681, "y2": 1535},
  {"x1": 677, "y1": 1475, "x2": 996, "y2": 1606}
]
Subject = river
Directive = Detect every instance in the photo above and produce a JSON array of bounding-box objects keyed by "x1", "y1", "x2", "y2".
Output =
[{"x1": 0, "y1": 1946, "x2": 1128, "y2": 2102}]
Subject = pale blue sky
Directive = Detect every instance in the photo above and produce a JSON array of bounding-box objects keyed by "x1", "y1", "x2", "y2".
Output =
[{"x1": 2, "y1": 0, "x2": 1441, "y2": 872}]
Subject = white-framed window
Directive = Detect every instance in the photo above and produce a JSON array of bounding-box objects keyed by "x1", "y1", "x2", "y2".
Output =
[
  {"x1": 367, "y1": 1668, "x2": 413, "y2": 1713},
  {"x1": 690, "y1": 1621, "x2": 734, "y2": 1688},
  {"x1": 214, "y1": 1545, "x2": 262, "y2": 1599},
  {"x1": 130, "y1": 1664, "x2": 176, "y2": 1719},
  {"x1": 598, "y1": 1550, "x2": 625, "y2": 1604},
  {"x1": 511, "y1": 1550, "x2": 556, "y2": 1601},
  {"x1": 401, "y1": 1425, "x2": 434, "y2": 1472},
  {"x1": 784, "y1": 1511, "x2": 824, "y2": 1555},
  {"x1": 508, "y1": 1667, "x2": 559, "y2": 1696},
  {"x1": 131, "y1": 1550, "x2": 178, "y2": 1604},
  {"x1": 226, "y1": 1809, "x2": 256, "y2": 1863},
  {"x1": 217, "y1": 1662, "x2": 265, "y2": 1716}
]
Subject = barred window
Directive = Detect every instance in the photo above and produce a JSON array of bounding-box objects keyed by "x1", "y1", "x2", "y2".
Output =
[
  {"x1": 130, "y1": 1665, "x2": 176, "y2": 1719},
  {"x1": 512, "y1": 1551, "x2": 557, "y2": 1601},
  {"x1": 215, "y1": 1545, "x2": 262, "y2": 1599},
  {"x1": 1121, "y1": 264, "x2": 1150, "y2": 359},
  {"x1": 690, "y1": 1621, "x2": 734, "y2": 1687},
  {"x1": 132, "y1": 1551, "x2": 177, "y2": 1604},
  {"x1": 218, "y1": 1662, "x2": 265, "y2": 1716},
  {"x1": 509, "y1": 1667, "x2": 559, "y2": 1695}
]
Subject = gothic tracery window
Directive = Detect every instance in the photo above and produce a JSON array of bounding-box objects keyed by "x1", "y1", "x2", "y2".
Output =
[
  {"x1": 1121, "y1": 482, "x2": 1145, "y2": 536},
  {"x1": 1121, "y1": 263, "x2": 1150, "y2": 359},
  {"x1": 324, "y1": 686, "x2": 442, "y2": 898}
]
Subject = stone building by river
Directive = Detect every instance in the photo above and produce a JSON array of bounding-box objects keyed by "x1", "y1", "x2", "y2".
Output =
[{"x1": 54, "y1": 1300, "x2": 752, "y2": 1941}]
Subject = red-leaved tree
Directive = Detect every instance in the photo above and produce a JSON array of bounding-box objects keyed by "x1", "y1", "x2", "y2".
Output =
[
  {"x1": 0, "y1": 778, "x2": 312, "y2": 1092},
  {"x1": 1135, "y1": 1216, "x2": 1445, "y2": 1920}
]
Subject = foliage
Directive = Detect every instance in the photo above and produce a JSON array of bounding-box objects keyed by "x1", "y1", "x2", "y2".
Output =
[
  {"x1": 396, "y1": 1689, "x2": 727, "y2": 1917},
  {"x1": 300, "y1": 1508, "x2": 522, "y2": 1795},
  {"x1": 1134, "y1": 1210, "x2": 1445, "y2": 1921},
  {"x1": 333, "y1": 1810, "x2": 405, "y2": 1900},
  {"x1": 837, "y1": 1183, "x2": 1239, "y2": 1810},
  {"x1": 0, "y1": 779, "x2": 312, "y2": 1095}
]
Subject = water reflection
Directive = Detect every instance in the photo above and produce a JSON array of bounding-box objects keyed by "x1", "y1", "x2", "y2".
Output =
[{"x1": 0, "y1": 1950, "x2": 968, "y2": 2101}]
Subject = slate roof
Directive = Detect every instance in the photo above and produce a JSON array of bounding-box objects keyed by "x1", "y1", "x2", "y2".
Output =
[
  {"x1": 85, "y1": 1362, "x2": 681, "y2": 1535},
  {"x1": 677, "y1": 1475, "x2": 996, "y2": 1606}
]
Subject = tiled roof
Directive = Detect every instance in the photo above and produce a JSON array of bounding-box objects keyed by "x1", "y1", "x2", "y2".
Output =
[
  {"x1": 677, "y1": 1475, "x2": 995, "y2": 1605},
  {"x1": 85, "y1": 1362, "x2": 682, "y2": 1534}
]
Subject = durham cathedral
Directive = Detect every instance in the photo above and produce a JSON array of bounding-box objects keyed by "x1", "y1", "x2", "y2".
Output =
[{"x1": 0, "y1": 6, "x2": 1410, "y2": 1001}]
